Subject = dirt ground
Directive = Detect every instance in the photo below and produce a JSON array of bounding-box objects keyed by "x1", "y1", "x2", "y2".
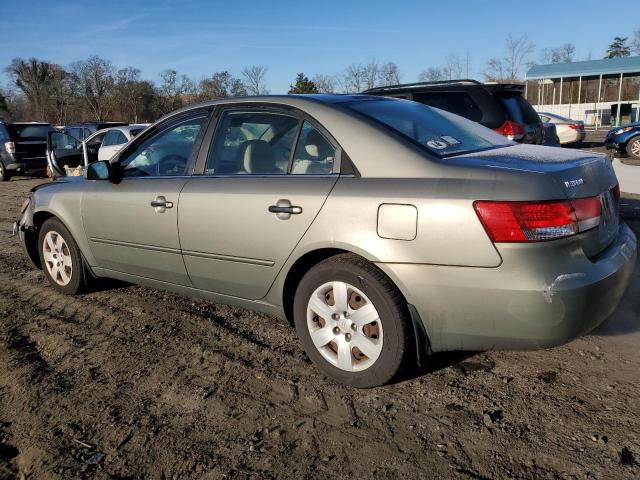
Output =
[{"x1": 0, "y1": 173, "x2": 639, "y2": 479}]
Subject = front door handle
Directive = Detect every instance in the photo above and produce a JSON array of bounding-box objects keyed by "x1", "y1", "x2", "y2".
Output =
[
  {"x1": 269, "y1": 199, "x2": 302, "y2": 220},
  {"x1": 151, "y1": 196, "x2": 173, "y2": 213}
]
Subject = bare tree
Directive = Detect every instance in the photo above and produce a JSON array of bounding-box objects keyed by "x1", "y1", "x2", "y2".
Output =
[
  {"x1": 312, "y1": 74, "x2": 336, "y2": 93},
  {"x1": 241, "y1": 65, "x2": 269, "y2": 95},
  {"x1": 541, "y1": 43, "x2": 575, "y2": 64},
  {"x1": 418, "y1": 67, "x2": 445, "y2": 82},
  {"x1": 71, "y1": 56, "x2": 115, "y2": 120},
  {"x1": 6, "y1": 57, "x2": 60, "y2": 119},
  {"x1": 199, "y1": 71, "x2": 246, "y2": 100},
  {"x1": 443, "y1": 54, "x2": 463, "y2": 80},
  {"x1": 379, "y1": 62, "x2": 400, "y2": 86},
  {"x1": 156, "y1": 69, "x2": 196, "y2": 114},
  {"x1": 633, "y1": 29, "x2": 640, "y2": 55},
  {"x1": 363, "y1": 60, "x2": 380, "y2": 90},
  {"x1": 341, "y1": 64, "x2": 366, "y2": 93},
  {"x1": 483, "y1": 34, "x2": 534, "y2": 82}
]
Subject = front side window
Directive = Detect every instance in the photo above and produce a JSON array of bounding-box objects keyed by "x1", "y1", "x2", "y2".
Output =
[
  {"x1": 119, "y1": 114, "x2": 208, "y2": 177},
  {"x1": 342, "y1": 98, "x2": 512, "y2": 157},
  {"x1": 291, "y1": 122, "x2": 335, "y2": 174},
  {"x1": 206, "y1": 111, "x2": 299, "y2": 175}
]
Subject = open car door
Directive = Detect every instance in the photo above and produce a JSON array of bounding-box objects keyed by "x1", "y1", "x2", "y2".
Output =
[{"x1": 46, "y1": 131, "x2": 87, "y2": 178}]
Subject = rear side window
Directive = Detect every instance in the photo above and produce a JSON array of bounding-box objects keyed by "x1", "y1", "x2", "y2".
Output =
[
  {"x1": 206, "y1": 111, "x2": 299, "y2": 175},
  {"x1": 8, "y1": 124, "x2": 54, "y2": 141},
  {"x1": 412, "y1": 92, "x2": 482, "y2": 123},
  {"x1": 343, "y1": 98, "x2": 512, "y2": 157},
  {"x1": 498, "y1": 95, "x2": 540, "y2": 125},
  {"x1": 291, "y1": 122, "x2": 335, "y2": 174},
  {"x1": 102, "y1": 130, "x2": 119, "y2": 146}
]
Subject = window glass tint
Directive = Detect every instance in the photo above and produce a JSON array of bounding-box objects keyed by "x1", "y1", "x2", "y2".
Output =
[
  {"x1": 206, "y1": 111, "x2": 298, "y2": 175},
  {"x1": 83, "y1": 128, "x2": 92, "y2": 139},
  {"x1": 115, "y1": 131, "x2": 128, "y2": 145},
  {"x1": 343, "y1": 98, "x2": 511, "y2": 157},
  {"x1": 120, "y1": 115, "x2": 207, "y2": 177},
  {"x1": 51, "y1": 132, "x2": 81, "y2": 150},
  {"x1": 130, "y1": 128, "x2": 144, "y2": 137},
  {"x1": 498, "y1": 95, "x2": 540, "y2": 124},
  {"x1": 291, "y1": 122, "x2": 335, "y2": 174},
  {"x1": 412, "y1": 92, "x2": 483, "y2": 123},
  {"x1": 87, "y1": 132, "x2": 106, "y2": 147},
  {"x1": 102, "y1": 130, "x2": 118, "y2": 146},
  {"x1": 8, "y1": 124, "x2": 55, "y2": 141}
]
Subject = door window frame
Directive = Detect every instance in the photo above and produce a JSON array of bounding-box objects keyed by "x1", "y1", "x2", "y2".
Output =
[
  {"x1": 192, "y1": 103, "x2": 346, "y2": 177},
  {"x1": 111, "y1": 108, "x2": 214, "y2": 180}
]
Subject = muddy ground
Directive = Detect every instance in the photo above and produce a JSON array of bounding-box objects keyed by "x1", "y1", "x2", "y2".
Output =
[{"x1": 0, "y1": 173, "x2": 639, "y2": 479}]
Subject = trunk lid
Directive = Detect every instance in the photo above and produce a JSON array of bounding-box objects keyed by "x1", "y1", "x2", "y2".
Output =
[{"x1": 451, "y1": 144, "x2": 620, "y2": 256}]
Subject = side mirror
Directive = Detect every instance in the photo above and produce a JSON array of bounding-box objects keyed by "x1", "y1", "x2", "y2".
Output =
[{"x1": 86, "y1": 160, "x2": 111, "y2": 181}]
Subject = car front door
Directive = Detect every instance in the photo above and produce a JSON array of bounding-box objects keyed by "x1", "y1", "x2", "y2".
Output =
[
  {"x1": 47, "y1": 131, "x2": 86, "y2": 177},
  {"x1": 178, "y1": 108, "x2": 339, "y2": 300},
  {"x1": 81, "y1": 110, "x2": 211, "y2": 284}
]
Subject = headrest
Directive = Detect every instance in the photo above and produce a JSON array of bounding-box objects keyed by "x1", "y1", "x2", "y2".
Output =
[{"x1": 238, "y1": 140, "x2": 275, "y2": 174}]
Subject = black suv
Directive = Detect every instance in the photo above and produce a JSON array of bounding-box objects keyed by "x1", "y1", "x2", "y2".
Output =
[
  {"x1": 63, "y1": 121, "x2": 128, "y2": 140},
  {"x1": 363, "y1": 80, "x2": 544, "y2": 145},
  {"x1": 0, "y1": 121, "x2": 56, "y2": 181}
]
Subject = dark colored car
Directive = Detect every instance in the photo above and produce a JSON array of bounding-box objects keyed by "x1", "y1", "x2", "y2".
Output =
[
  {"x1": 363, "y1": 80, "x2": 545, "y2": 145},
  {"x1": 605, "y1": 122, "x2": 640, "y2": 160},
  {"x1": 63, "y1": 121, "x2": 128, "y2": 141},
  {"x1": 0, "y1": 121, "x2": 56, "y2": 181}
]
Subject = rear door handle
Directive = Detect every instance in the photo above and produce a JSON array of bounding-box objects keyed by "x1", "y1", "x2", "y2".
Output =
[
  {"x1": 269, "y1": 199, "x2": 302, "y2": 220},
  {"x1": 268, "y1": 205, "x2": 302, "y2": 214}
]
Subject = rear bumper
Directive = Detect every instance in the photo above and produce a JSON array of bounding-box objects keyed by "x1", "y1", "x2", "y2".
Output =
[{"x1": 379, "y1": 223, "x2": 637, "y2": 352}]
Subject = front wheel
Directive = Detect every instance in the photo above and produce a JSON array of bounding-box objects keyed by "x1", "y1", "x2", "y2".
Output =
[
  {"x1": 293, "y1": 254, "x2": 412, "y2": 388},
  {"x1": 627, "y1": 137, "x2": 640, "y2": 161},
  {"x1": 38, "y1": 218, "x2": 90, "y2": 294}
]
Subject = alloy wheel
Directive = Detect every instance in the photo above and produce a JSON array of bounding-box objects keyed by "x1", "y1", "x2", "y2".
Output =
[
  {"x1": 630, "y1": 139, "x2": 640, "y2": 158},
  {"x1": 306, "y1": 281, "x2": 383, "y2": 372},
  {"x1": 42, "y1": 230, "x2": 73, "y2": 286}
]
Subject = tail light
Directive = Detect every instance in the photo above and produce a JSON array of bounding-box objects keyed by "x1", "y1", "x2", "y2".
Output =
[
  {"x1": 568, "y1": 123, "x2": 583, "y2": 131},
  {"x1": 613, "y1": 183, "x2": 620, "y2": 201},
  {"x1": 493, "y1": 120, "x2": 525, "y2": 140},
  {"x1": 4, "y1": 141, "x2": 15, "y2": 154},
  {"x1": 474, "y1": 197, "x2": 601, "y2": 242}
]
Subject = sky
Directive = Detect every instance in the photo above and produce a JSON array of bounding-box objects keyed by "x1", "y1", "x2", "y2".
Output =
[{"x1": 1, "y1": 0, "x2": 638, "y2": 93}]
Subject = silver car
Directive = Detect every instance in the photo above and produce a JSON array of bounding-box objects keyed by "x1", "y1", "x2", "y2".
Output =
[
  {"x1": 539, "y1": 112, "x2": 586, "y2": 145},
  {"x1": 15, "y1": 95, "x2": 637, "y2": 388}
]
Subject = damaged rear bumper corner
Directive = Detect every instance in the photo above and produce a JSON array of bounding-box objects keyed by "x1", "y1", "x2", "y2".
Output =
[{"x1": 377, "y1": 223, "x2": 637, "y2": 353}]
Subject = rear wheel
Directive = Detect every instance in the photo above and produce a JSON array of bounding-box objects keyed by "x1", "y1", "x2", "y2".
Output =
[
  {"x1": 628, "y1": 137, "x2": 640, "y2": 161},
  {"x1": 0, "y1": 162, "x2": 10, "y2": 181},
  {"x1": 293, "y1": 254, "x2": 412, "y2": 388},
  {"x1": 38, "y1": 218, "x2": 89, "y2": 294}
]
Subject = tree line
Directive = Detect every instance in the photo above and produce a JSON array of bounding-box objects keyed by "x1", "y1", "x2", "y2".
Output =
[{"x1": 1, "y1": 29, "x2": 639, "y2": 124}]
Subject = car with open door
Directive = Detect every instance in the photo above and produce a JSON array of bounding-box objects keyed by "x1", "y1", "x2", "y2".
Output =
[
  {"x1": 0, "y1": 121, "x2": 56, "y2": 180},
  {"x1": 16, "y1": 95, "x2": 637, "y2": 388},
  {"x1": 47, "y1": 125, "x2": 149, "y2": 178}
]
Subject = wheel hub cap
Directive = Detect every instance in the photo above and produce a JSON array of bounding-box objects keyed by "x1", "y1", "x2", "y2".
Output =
[
  {"x1": 42, "y1": 231, "x2": 73, "y2": 286},
  {"x1": 306, "y1": 281, "x2": 383, "y2": 372}
]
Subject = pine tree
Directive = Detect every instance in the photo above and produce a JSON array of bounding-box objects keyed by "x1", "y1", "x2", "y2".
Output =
[
  {"x1": 288, "y1": 73, "x2": 319, "y2": 94},
  {"x1": 605, "y1": 37, "x2": 631, "y2": 58}
]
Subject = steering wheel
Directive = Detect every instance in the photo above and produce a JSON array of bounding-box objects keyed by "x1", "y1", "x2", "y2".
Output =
[{"x1": 157, "y1": 154, "x2": 186, "y2": 176}]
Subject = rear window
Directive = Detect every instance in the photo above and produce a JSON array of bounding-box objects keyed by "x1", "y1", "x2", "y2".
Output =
[
  {"x1": 343, "y1": 98, "x2": 512, "y2": 157},
  {"x1": 8, "y1": 124, "x2": 54, "y2": 141},
  {"x1": 497, "y1": 95, "x2": 540, "y2": 125},
  {"x1": 412, "y1": 92, "x2": 482, "y2": 123}
]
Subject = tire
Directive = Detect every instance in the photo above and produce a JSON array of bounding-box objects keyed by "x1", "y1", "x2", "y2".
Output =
[
  {"x1": 37, "y1": 218, "x2": 90, "y2": 294},
  {"x1": 627, "y1": 137, "x2": 640, "y2": 161},
  {"x1": 0, "y1": 162, "x2": 10, "y2": 181},
  {"x1": 293, "y1": 253, "x2": 412, "y2": 388}
]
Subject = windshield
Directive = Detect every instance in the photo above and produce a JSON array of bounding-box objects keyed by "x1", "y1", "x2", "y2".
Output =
[
  {"x1": 8, "y1": 124, "x2": 55, "y2": 141},
  {"x1": 343, "y1": 98, "x2": 512, "y2": 157}
]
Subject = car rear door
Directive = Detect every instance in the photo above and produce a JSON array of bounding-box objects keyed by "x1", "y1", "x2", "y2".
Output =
[
  {"x1": 81, "y1": 110, "x2": 211, "y2": 284},
  {"x1": 178, "y1": 107, "x2": 339, "y2": 300}
]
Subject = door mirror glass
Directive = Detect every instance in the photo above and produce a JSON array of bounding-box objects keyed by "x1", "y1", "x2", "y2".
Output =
[{"x1": 86, "y1": 160, "x2": 111, "y2": 180}]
